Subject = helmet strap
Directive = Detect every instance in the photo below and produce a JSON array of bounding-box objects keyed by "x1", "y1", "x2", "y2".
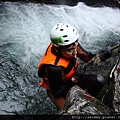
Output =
[{"x1": 53, "y1": 46, "x2": 63, "y2": 56}]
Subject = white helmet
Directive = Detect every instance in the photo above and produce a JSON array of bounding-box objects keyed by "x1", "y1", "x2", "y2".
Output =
[{"x1": 50, "y1": 23, "x2": 79, "y2": 46}]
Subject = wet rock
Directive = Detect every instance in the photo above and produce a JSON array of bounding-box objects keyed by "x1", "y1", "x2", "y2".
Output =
[
  {"x1": 102, "y1": 57, "x2": 120, "y2": 113},
  {"x1": 0, "y1": 0, "x2": 120, "y2": 8},
  {"x1": 56, "y1": 85, "x2": 115, "y2": 115}
]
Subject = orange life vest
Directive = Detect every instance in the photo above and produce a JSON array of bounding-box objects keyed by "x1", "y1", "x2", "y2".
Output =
[{"x1": 38, "y1": 43, "x2": 78, "y2": 89}]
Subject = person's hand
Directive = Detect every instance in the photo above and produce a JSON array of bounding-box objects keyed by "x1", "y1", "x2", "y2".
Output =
[
  {"x1": 92, "y1": 54, "x2": 102, "y2": 66},
  {"x1": 99, "y1": 48, "x2": 112, "y2": 61},
  {"x1": 72, "y1": 67, "x2": 85, "y2": 82},
  {"x1": 92, "y1": 48, "x2": 112, "y2": 66}
]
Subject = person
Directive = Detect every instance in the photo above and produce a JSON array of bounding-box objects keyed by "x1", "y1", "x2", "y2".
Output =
[{"x1": 38, "y1": 23, "x2": 112, "y2": 109}]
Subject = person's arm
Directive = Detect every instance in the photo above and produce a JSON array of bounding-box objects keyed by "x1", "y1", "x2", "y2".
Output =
[
  {"x1": 77, "y1": 43, "x2": 95, "y2": 62},
  {"x1": 77, "y1": 43, "x2": 112, "y2": 66},
  {"x1": 46, "y1": 65, "x2": 75, "y2": 98}
]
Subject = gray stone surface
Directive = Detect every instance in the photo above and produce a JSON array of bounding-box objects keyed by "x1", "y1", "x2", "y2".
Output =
[{"x1": 56, "y1": 85, "x2": 115, "y2": 115}]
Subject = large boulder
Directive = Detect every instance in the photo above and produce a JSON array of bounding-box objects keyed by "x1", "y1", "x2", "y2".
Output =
[{"x1": 56, "y1": 85, "x2": 115, "y2": 115}]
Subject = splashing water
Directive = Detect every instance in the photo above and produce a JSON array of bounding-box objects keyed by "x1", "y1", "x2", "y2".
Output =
[{"x1": 0, "y1": 1, "x2": 120, "y2": 115}]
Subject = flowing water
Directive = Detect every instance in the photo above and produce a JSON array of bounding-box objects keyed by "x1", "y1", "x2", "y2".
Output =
[{"x1": 0, "y1": 1, "x2": 120, "y2": 115}]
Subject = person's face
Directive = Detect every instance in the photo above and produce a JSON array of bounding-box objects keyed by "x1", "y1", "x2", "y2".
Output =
[{"x1": 61, "y1": 40, "x2": 78, "y2": 59}]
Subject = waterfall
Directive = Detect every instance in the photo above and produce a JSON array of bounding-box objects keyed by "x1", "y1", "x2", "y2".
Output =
[{"x1": 0, "y1": 1, "x2": 120, "y2": 115}]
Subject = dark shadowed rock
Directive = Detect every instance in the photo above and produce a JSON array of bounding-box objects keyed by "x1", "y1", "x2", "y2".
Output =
[
  {"x1": 102, "y1": 56, "x2": 120, "y2": 113},
  {"x1": 0, "y1": 0, "x2": 120, "y2": 8}
]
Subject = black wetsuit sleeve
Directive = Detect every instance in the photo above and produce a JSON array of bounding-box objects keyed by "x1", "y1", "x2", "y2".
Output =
[{"x1": 47, "y1": 65, "x2": 75, "y2": 98}]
